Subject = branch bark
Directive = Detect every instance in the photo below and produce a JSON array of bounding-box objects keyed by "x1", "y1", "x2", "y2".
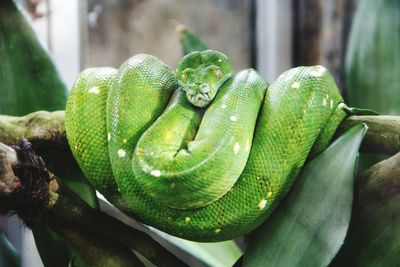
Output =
[
  {"x1": 1, "y1": 111, "x2": 399, "y2": 155},
  {"x1": 0, "y1": 142, "x2": 187, "y2": 267},
  {"x1": 336, "y1": 115, "x2": 400, "y2": 155},
  {"x1": 356, "y1": 152, "x2": 400, "y2": 212},
  {"x1": 0, "y1": 111, "x2": 399, "y2": 266},
  {"x1": 0, "y1": 143, "x2": 20, "y2": 194},
  {"x1": 0, "y1": 111, "x2": 66, "y2": 149}
]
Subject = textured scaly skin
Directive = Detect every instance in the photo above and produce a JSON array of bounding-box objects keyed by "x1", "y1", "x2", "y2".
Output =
[{"x1": 65, "y1": 51, "x2": 346, "y2": 242}]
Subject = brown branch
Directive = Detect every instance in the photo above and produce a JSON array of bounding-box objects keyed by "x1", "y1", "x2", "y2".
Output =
[
  {"x1": 1, "y1": 111, "x2": 399, "y2": 155},
  {"x1": 0, "y1": 111, "x2": 399, "y2": 265},
  {"x1": 356, "y1": 152, "x2": 400, "y2": 212},
  {"x1": 0, "y1": 142, "x2": 187, "y2": 267},
  {"x1": 49, "y1": 184, "x2": 187, "y2": 267},
  {"x1": 0, "y1": 143, "x2": 20, "y2": 194},
  {"x1": 0, "y1": 111, "x2": 66, "y2": 149},
  {"x1": 336, "y1": 115, "x2": 400, "y2": 155},
  {"x1": 46, "y1": 216, "x2": 145, "y2": 267}
]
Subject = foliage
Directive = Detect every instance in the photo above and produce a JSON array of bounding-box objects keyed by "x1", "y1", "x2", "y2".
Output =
[
  {"x1": 0, "y1": 1, "x2": 398, "y2": 267},
  {"x1": 346, "y1": 0, "x2": 400, "y2": 115},
  {"x1": 244, "y1": 124, "x2": 367, "y2": 267},
  {"x1": 0, "y1": 230, "x2": 21, "y2": 267}
]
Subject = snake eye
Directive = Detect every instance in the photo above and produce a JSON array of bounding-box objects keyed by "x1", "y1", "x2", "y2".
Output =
[
  {"x1": 214, "y1": 69, "x2": 222, "y2": 79},
  {"x1": 181, "y1": 73, "x2": 187, "y2": 83}
]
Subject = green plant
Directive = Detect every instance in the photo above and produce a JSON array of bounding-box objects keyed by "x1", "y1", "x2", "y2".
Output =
[{"x1": 0, "y1": 3, "x2": 399, "y2": 267}]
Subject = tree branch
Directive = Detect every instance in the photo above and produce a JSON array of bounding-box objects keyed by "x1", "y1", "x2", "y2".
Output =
[
  {"x1": 0, "y1": 143, "x2": 20, "y2": 194},
  {"x1": 356, "y1": 152, "x2": 400, "y2": 212},
  {"x1": 0, "y1": 142, "x2": 187, "y2": 267},
  {"x1": 1, "y1": 111, "x2": 399, "y2": 155},
  {"x1": 0, "y1": 111, "x2": 399, "y2": 266},
  {"x1": 337, "y1": 115, "x2": 400, "y2": 155},
  {"x1": 0, "y1": 111, "x2": 66, "y2": 149},
  {"x1": 48, "y1": 184, "x2": 187, "y2": 267}
]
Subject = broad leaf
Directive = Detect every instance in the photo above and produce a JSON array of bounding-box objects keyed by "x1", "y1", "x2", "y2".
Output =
[
  {"x1": 0, "y1": 1, "x2": 96, "y2": 265},
  {"x1": 176, "y1": 23, "x2": 208, "y2": 55},
  {"x1": 243, "y1": 124, "x2": 367, "y2": 267},
  {"x1": 32, "y1": 224, "x2": 87, "y2": 267},
  {"x1": 331, "y1": 194, "x2": 400, "y2": 266},
  {"x1": 155, "y1": 230, "x2": 242, "y2": 267},
  {"x1": 0, "y1": 0, "x2": 67, "y2": 116},
  {"x1": 0, "y1": 230, "x2": 21, "y2": 267},
  {"x1": 345, "y1": 0, "x2": 400, "y2": 115}
]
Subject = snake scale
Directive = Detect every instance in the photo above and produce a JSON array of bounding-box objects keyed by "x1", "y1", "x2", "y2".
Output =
[{"x1": 65, "y1": 50, "x2": 347, "y2": 242}]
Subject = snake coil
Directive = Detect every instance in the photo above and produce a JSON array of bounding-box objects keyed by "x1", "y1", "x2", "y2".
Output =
[{"x1": 65, "y1": 50, "x2": 346, "y2": 241}]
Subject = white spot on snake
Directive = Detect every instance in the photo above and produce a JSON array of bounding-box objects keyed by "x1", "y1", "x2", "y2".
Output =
[
  {"x1": 258, "y1": 199, "x2": 267, "y2": 209},
  {"x1": 245, "y1": 139, "x2": 251, "y2": 152},
  {"x1": 88, "y1": 86, "x2": 100, "y2": 94},
  {"x1": 185, "y1": 217, "x2": 191, "y2": 223},
  {"x1": 218, "y1": 59, "x2": 223, "y2": 62},
  {"x1": 233, "y1": 142, "x2": 240, "y2": 154},
  {"x1": 215, "y1": 228, "x2": 221, "y2": 233},
  {"x1": 107, "y1": 133, "x2": 111, "y2": 141},
  {"x1": 221, "y1": 104, "x2": 227, "y2": 109},
  {"x1": 291, "y1": 82, "x2": 300, "y2": 89},
  {"x1": 330, "y1": 99, "x2": 334, "y2": 109},
  {"x1": 230, "y1": 115, "x2": 237, "y2": 122},
  {"x1": 151, "y1": 169, "x2": 161, "y2": 177},
  {"x1": 338, "y1": 103, "x2": 346, "y2": 110},
  {"x1": 310, "y1": 69, "x2": 323, "y2": 77},
  {"x1": 278, "y1": 74, "x2": 284, "y2": 79},
  {"x1": 117, "y1": 149, "x2": 126, "y2": 158},
  {"x1": 74, "y1": 145, "x2": 78, "y2": 150},
  {"x1": 117, "y1": 187, "x2": 121, "y2": 192},
  {"x1": 123, "y1": 138, "x2": 127, "y2": 144},
  {"x1": 322, "y1": 98, "x2": 327, "y2": 107}
]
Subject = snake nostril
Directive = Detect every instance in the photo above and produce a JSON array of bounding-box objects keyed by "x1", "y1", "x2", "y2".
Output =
[
  {"x1": 200, "y1": 84, "x2": 210, "y2": 94},
  {"x1": 186, "y1": 87, "x2": 196, "y2": 96}
]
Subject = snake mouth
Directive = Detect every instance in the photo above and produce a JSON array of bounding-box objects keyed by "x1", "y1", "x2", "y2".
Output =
[
  {"x1": 185, "y1": 82, "x2": 214, "y2": 107},
  {"x1": 190, "y1": 92, "x2": 212, "y2": 107}
]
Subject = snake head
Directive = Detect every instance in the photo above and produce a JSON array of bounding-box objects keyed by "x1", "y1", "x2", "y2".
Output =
[{"x1": 177, "y1": 50, "x2": 231, "y2": 108}]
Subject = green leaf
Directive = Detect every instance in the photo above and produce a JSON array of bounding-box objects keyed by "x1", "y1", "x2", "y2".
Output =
[
  {"x1": 0, "y1": 0, "x2": 68, "y2": 116},
  {"x1": 32, "y1": 224, "x2": 87, "y2": 267},
  {"x1": 155, "y1": 230, "x2": 242, "y2": 267},
  {"x1": 0, "y1": 1, "x2": 96, "y2": 265},
  {"x1": 243, "y1": 124, "x2": 367, "y2": 267},
  {"x1": 176, "y1": 23, "x2": 208, "y2": 55},
  {"x1": 331, "y1": 195, "x2": 400, "y2": 266},
  {"x1": 345, "y1": 0, "x2": 400, "y2": 115},
  {"x1": 0, "y1": 230, "x2": 21, "y2": 267}
]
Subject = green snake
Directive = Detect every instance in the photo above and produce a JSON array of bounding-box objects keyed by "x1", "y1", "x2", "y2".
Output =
[{"x1": 65, "y1": 50, "x2": 347, "y2": 242}]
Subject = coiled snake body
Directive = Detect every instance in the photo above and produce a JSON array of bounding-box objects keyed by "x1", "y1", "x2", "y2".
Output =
[{"x1": 65, "y1": 50, "x2": 346, "y2": 241}]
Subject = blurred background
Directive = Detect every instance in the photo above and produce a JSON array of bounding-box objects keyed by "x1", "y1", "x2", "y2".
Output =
[{"x1": 1, "y1": 0, "x2": 398, "y2": 266}]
